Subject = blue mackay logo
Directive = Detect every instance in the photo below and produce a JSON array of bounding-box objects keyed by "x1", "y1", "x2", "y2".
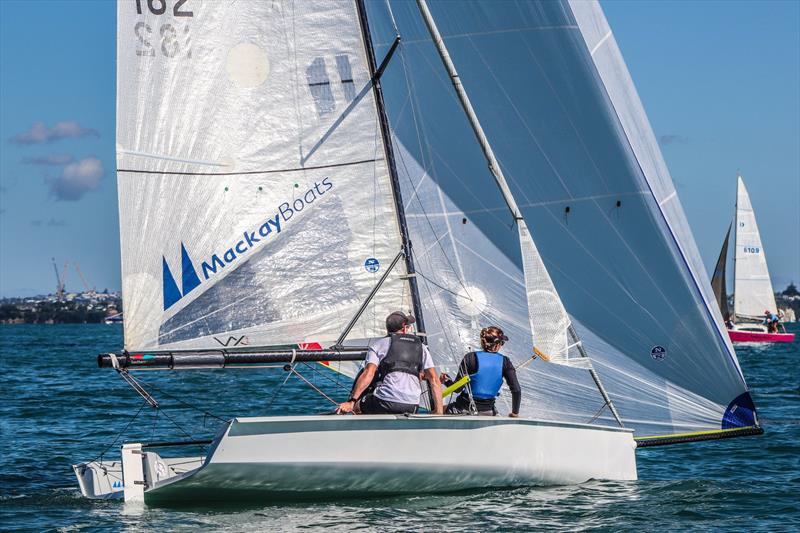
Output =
[{"x1": 162, "y1": 178, "x2": 334, "y2": 310}]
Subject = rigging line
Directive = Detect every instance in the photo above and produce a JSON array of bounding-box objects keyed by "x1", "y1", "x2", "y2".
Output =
[
  {"x1": 301, "y1": 362, "x2": 351, "y2": 392},
  {"x1": 150, "y1": 408, "x2": 159, "y2": 441},
  {"x1": 157, "y1": 405, "x2": 197, "y2": 441},
  {"x1": 89, "y1": 400, "x2": 149, "y2": 464},
  {"x1": 286, "y1": 365, "x2": 338, "y2": 405},
  {"x1": 415, "y1": 268, "x2": 469, "y2": 300},
  {"x1": 379, "y1": 25, "x2": 579, "y2": 47},
  {"x1": 116, "y1": 158, "x2": 381, "y2": 177},
  {"x1": 127, "y1": 373, "x2": 227, "y2": 423},
  {"x1": 586, "y1": 401, "x2": 610, "y2": 425},
  {"x1": 265, "y1": 367, "x2": 294, "y2": 411}
]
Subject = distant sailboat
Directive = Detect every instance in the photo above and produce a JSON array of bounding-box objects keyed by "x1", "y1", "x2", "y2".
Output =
[
  {"x1": 74, "y1": 0, "x2": 763, "y2": 505},
  {"x1": 712, "y1": 175, "x2": 794, "y2": 343}
]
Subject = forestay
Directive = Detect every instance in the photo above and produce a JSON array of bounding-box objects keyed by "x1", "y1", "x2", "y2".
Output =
[
  {"x1": 367, "y1": 0, "x2": 757, "y2": 437},
  {"x1": 733, "y1": 175, "x2": 777, "y2": 319},
  {"x1": 116, "y1": 0, "x2": 412, "y2": 351}
]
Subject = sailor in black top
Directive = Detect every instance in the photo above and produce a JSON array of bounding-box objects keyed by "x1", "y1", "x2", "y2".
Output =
[{"x1": 441, "y1": 326, "x2": 522, "y2": 417}]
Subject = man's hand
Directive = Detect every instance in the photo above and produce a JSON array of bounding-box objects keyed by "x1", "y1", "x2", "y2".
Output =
[
  {"x1": 439, "y1": 372, "x2": 450, "y2": 384},
  {"x1": 336, "y1": 400, "x2": 356, "y2": 414}
]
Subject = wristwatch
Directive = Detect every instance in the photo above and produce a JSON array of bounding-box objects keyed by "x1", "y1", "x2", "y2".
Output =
[{"x1": 348, "y1": 396, "x2": 359, "y2": 404}]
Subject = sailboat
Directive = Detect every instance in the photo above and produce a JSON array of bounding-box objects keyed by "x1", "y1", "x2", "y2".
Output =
[
  {"x1": 74, "y1": 0, "x2": 763, "y2": 505},
  {"x1": 712, "y1": 175, "x2": 794, "y2": 343}
]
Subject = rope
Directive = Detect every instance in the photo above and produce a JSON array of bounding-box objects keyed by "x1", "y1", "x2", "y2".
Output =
[
  {"x1": 128, "y1": 373, "x2": 226, "y2": 423},
  {"x1": 286, "y1": 366, "x2": 338, "y2": 406},
  {"x1": 302, "y1": 362, "x2": 351, "y2": 393},
  {"x1": 586, "y1": 401, "x2": 609, "y2": 425},
  {"x1": 89, "y1": 400, "x2": 149, "y2": 465},
  {"x1": 265, "y1": 365, "x2": 294, "y2": 410}
]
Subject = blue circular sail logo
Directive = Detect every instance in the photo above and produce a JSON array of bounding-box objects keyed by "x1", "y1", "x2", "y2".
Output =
[
  {"x1": 364, "y1": 257, "x2": 380, "y2": 273},
  {"x1": 650, "y1": 345, "x2": 667, "y2": 361}
]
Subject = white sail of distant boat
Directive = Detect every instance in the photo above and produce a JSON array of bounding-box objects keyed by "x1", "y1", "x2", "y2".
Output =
[
  {"x1": 711, "y1": 175, "x2": 793, "y2": 342},
  {"x1": 733, "y1": 175, "x2": 778, "y2": 319},
  {"x1": 74, "y1": 0, "x2": 763, "y2": 504}
]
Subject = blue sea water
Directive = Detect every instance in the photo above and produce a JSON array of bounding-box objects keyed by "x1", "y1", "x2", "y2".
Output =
[{"x1": 1, "y1": 324, "x2": 798, "y2": 532}]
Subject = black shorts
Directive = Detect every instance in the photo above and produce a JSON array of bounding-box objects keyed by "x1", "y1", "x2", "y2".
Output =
[
  {"x1": 445, "y1": 395, "x2": 497, "y2": 416},
  {"x1": 358, "y1": 392, "x2": 417, "y2": 415}
]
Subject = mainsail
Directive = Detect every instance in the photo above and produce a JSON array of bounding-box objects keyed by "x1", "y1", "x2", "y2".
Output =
[
  {"x1": 365, "y1": 0, "x2": 758, "y2": 439},
  {"x1": 116, "y1": 0, "x2": 414, "y2": 351},
  {"x1": 711, "y1": 224, "x2": 732, "y2": 321},
  {"x1": 733, "y1": 175, "x2": 778, "y2": 319}
]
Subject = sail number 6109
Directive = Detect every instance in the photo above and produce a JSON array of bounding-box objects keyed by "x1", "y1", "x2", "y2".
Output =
[{"x1": 135, "y1": 0, "x2": 193, "y2": 17}]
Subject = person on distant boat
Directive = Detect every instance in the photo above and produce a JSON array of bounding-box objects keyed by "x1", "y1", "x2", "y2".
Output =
[
  {"x1": 336, "y1": 311, "x2": 443, "y2": 415},
  {"x1": 763, "y1": 310, "x2": 779, "y2": 333},
  {"x1": 725, "y1": 316, "x2": 735, "y2": 330},
  {"x1": 439, "y1": 326, "x2": 521, "y2": 417}
]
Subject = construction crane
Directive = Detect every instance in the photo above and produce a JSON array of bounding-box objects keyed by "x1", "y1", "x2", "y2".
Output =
[
  {"x1": 74, "y1": 262, "x2": 96, "y2": 296},
  {"x1": 51, "y1": 258, "x2": 69, "y2": 301}
]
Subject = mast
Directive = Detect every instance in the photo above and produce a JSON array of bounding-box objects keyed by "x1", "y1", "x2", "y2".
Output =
[
  {"x1": 355, "y1": 0, "x2": 426, "y2": 337},
  {"x1": 415, "y1": 0, "x2": 624, "y2": 427}
]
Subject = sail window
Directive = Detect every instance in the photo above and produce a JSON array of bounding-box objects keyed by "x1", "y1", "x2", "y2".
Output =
[
  {"x1": 307, "y1": 57, "x2": 335, "y2": 116},
  {"x1": 335, "y1": 54, "x2": 356, "y2": 102}
]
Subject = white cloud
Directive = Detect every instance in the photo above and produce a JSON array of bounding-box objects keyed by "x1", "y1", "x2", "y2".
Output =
[
  {"x1": 48, "y1": 157, "x2": 104, "y2": 201},
  {"x1": 10, "y1": 121, "x2": 98, "y2": 144}
]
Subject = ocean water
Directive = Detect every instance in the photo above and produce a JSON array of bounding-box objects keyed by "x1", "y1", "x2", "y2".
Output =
[{"x1": 1, "y1": 324, "x2": 798, "y2": 532}]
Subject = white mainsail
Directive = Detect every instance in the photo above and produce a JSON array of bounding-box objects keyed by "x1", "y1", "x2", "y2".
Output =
[
  {"x1": 733, "y1": 175, "x2": 778, "y2": 319},
  {"x1": 117, "y1": 0, "x2": 412, "y2": 351}
]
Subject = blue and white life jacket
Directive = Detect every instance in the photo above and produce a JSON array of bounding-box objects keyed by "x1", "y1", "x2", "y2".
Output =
[{"x1": 469, "y1": 351, "x2": 504, "y2": 400}]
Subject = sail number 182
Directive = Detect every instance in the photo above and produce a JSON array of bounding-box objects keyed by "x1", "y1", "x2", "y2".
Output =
[{"x1": 135, "y1": 0, "x2": 193, "y2": 17}]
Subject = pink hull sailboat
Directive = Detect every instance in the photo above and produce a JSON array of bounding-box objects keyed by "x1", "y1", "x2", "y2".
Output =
[
  {"x1": 728, "y1": 328, "x2": 794, "y2": 344},
  {"x1": 711, "y1": 175, "x2": 795, "y2": 344}
]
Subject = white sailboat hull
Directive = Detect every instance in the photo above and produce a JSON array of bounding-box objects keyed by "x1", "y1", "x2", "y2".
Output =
[{"x1": 134, "y1": 415, "x2": 636, "y2": 504}]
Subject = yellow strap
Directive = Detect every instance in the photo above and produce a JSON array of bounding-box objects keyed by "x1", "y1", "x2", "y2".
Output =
[{"x1": 442, "y1": 375, "x2": 470, "y2": 397}]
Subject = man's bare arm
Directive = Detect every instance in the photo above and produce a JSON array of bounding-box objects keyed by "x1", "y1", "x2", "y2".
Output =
[
  {"x1": 352, "y1": 363, "x2": 377, "y2": 399},
  {"x1": 424, "y1": 367, "x2": 444, "y2": 414},
  {"x1": 335, "y1": 363, "x2": 377, "y2": 414}
]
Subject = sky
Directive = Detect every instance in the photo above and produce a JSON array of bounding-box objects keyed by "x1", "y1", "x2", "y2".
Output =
[{"x1": 0, "y1": 0, "x2": 798, "y2": 297}]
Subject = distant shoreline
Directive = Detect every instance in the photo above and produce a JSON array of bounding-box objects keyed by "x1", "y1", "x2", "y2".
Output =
[{"x1": 0, "y1": 293, "x2": 121, "y2": 325}]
